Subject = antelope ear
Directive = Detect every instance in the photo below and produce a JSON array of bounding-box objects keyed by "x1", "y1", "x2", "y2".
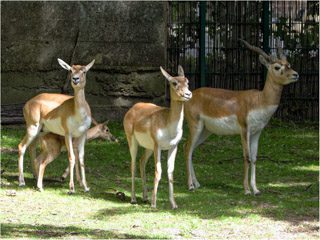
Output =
[
  {"x1": 160, "y1": 66, "x2": 173, "y2": 82},
  {"x1": 85, "y1": 59, "x2": 95, "y2": 72},
  {"x1": 178, "y1": 65, "x2": 185, "y2": 77},
  {"x1": 103, "y1": 120, "x2": 109, "y2": 126},
  {"x1": 91, "y1": 117, "x2": 99, "y2": 126},
  {"x1": 58, "y1": 58, "x2": 71, "y2": 71},
  {"x1": 259, "y1": 55, "x2": 270, "y2": 68}
]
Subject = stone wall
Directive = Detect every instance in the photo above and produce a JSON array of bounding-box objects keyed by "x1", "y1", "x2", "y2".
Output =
[{"x1": 1, "y1": 1, "x2": 167, "y2": 123}]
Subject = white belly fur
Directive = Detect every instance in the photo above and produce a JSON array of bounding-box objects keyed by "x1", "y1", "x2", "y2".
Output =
[
  {"x1": 42, "y1": 115, "x2": 91, "y2": 138},
  {"x1": 201, "y1": 114, "x2": 241, "y2": 135},
  {"x1": 134, "y1": 131, "x2": 154, "y2": 150},
  {"x1": 134, "y1": 121, "x2": 184, "y2": 151},
  {"x1": 42, "y1": 117, "x2": 65, "y2": 136},
  {"x1": 201, "y1": 105, "x2": 278, "y2": 136}
]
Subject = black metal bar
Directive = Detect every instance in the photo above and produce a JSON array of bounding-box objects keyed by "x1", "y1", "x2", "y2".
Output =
[
  {"x1": 199, "y1": 1, "x2": 206, "y2": 87},
  {"x1": 262, "y1": 0, "x2": 270, "y2": 82}
]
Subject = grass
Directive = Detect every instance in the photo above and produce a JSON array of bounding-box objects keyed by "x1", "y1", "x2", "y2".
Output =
[{"x1": 0, "y1": 120, "x2": 319, "y2": 239}]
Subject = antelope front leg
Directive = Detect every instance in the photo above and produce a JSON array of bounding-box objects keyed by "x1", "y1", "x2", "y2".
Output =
[
  {"x1": 151, "y1": 145, "x2": 162, "y2": 208},
  {"x1": 184, "y1": 123, "x2": 203, "y2": 191},
  {"x1": 75, "y1": 153, "x2": 82, "y2": 186},
  {"x1": 60, "y1": 163, "x2": 80, "y2": 182},
  {"x1": 37, "y1": 152, "x2": 55, "y2": 192},
  {"x1": 29, "y1": 141, "x2": 38, "y2": 179},
  {"x1": 168, "y1": 145, "x2": 178, "y2": 209},
  {"x1": 77, "y1": 134, "x2": 89, "y2": 192},
  {"x1": 65, "y1": 134, "x2": 76, "y2": 194},
  {"x1": 36, "y1": 152, "x2": 47, "y2": 191},
  {"x1": 61, "y1": 167, "x2": 69, "y2": 181},
  {"x1": 240, "y1": 129, "x2": 251, "y2": 195},
  {"x1": 185, "y1": 121, "x2": 210, "y2": 191},
  {"x1": 250, "y1": 131, "x2": 262, "y2": 195}
]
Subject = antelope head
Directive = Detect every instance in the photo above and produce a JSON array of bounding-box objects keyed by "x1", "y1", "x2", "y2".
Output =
[
  {"x1": 91, "y1": 120, "x2": 118, "y2": 142},
  {"x1": 240, "y1": 39, "x2": 299, "y2": 85},
  {"x1": 58, "y1": 58, "x2": 95, "y2": 89},
  {"x1": 160, "y1": 65, "x2": 192, "y2": 101}
]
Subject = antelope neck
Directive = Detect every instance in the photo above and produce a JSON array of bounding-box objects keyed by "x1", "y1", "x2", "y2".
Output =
[
  {"x1": 86, "y1": 127, "x2": 97, "y2": 140},
  {"x1": 261, "y1": 73, "x2": 283, "y2": 106},
  {"x1": 168, "y1": 98, "x2": 184, "y2": 127},
  {"x1": 73, "y1": 88, "x2": 87, "y2": 110}
]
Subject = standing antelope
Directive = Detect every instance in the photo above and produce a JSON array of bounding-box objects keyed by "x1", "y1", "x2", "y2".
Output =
[
  {"x1": 184, "y1": 39, "x2": 299, "y2": 195},
  {"x1": 18, "y1": 58, "x2": 95, "y2": 193},
  {"x1": 123, "y1": 66, "x2": 192, "y2": 209},
  {"x1": 31, "y1": 121, "x2": 117, "y2": 191}
]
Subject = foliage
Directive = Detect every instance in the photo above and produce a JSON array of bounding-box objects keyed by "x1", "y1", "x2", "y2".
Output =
[
  {"x1": 0, "y1": 121, "x2": 318, "y2": 239},
  {"x1": 272, "y1": 1, "x2": 319, "y2": 63}
]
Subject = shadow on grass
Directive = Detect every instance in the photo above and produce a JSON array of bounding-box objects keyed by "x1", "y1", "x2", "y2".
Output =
[
  {"x1": 1, "y1": 174, "x2": 65, "y2": 191},
  {"x1": 2, "y1": 162, "x2": 318, "y2": 226},
  {"x1": 1, "y1": 223, "x2": 156, "y2": 239},
  {"x1": 2, "y1": 157, "x2": 318, "y2": 230},
  {"x1": 96, "y1": 168, "x2": 319, "y2": 225}
]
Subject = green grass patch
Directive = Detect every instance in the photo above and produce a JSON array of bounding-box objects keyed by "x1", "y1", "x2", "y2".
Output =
[{"x1": 1, "y1": 121, "x2": 319, "y2": 239}]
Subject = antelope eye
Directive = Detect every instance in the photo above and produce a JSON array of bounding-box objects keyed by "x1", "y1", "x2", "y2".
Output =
[
  {"x1": 274, "y1": 66, "x2": 281, "y2": 71},
  {"x1": 172, "y1": 81, "x2": 178, "y2": 87}
]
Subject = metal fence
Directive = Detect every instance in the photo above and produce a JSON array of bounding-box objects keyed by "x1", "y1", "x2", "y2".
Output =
[{"x1": 166, "y1": 1, "x2": 319, "y2": 122}]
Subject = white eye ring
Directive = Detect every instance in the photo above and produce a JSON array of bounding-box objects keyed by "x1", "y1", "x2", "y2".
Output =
[{"x1": 274, "y1": 65, "x2": 281, "y2": 71}]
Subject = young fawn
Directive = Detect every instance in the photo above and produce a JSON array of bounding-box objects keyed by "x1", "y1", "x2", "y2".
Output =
[{"x1": 30, "y1": 121, "x2": 117, "y2": 191}]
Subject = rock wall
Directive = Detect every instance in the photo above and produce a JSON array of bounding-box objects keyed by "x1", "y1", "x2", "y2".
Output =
[{"x1": 1, "y1": 1, "x2": 167, "y2": 123}]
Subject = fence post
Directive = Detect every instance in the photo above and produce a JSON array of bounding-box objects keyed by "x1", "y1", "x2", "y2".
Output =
[
  {"x1": 199, "y1": 1, "x2": 206, "y2": 87},
  {"x1": 262, "y1": 0, "x2": 270, "y2": 84}
]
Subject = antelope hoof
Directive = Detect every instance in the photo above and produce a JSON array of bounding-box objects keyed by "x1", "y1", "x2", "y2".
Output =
[
  {"x1": 84, "y1": 187, "x2": 90, "y2": 192},
  {"x1": 142, "y1": 198, "x2": 149, "y2": 203},
  {"x1": 193, "y1": 181, "x2": 200, "y2": 189},
  {"x1": 130, "y1": 197, "x2": 137, "y2": 204},
  {"x1": 116, "y1": 192, "x2": 126, "y2": 201},
  {"x1": 244, "y1": 190, "x2": 252, "y2": 195},
  {"x1": 37, "y1": 187, "x2": 44, "y2": 192},
  {"x1": 60, "y1": 176, "x2": 66, "y2": 182},
  {"x1": 171, "y1": 203, "x2": 178, "y2": 210},
  {"x1": 254, "y1": 190, "x2": 261, "y2": 196},
  {"x1": 19, "y1": 182, "x2": 26, "y2": 187},
  {"x1": 189, "y1": 184, "x2": 199, "y2": 191},
  {"x1": 151, "y1": 203, "x2": 157, "y2": 209},
  {"x1": 68, "y1": 190, "x2": 75, "y2": 195}
]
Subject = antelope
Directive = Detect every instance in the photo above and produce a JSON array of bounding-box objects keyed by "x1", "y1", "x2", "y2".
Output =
[
  {"x1": 18, "y1": 58, "x2": 95, "y2": 194},
  {"x1": 31, "y1": 121, "x2": 117, "y2": 191},
  {"x1": 184, "y1": 39, "x2": 299, "y2": 195},
  {"x1": 123, "y1": 66, "x2": 192, "y2": 209}
]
